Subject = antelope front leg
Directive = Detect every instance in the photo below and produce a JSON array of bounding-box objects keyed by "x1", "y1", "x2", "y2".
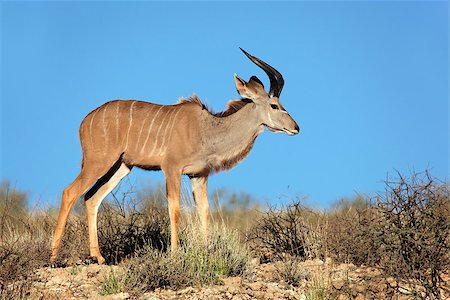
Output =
[
  {"x1": 190, "y1": 176, "x2": 209, "y2": 238},
  {"x1": 164, "y1": 169, "x2": 182, "y2": 252}
]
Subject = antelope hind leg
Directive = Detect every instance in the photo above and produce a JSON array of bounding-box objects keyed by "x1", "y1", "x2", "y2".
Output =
[
  {"x1": 84, "y1": 163, "x2": 131, "y2": 264},
  {"x1": 51, "y1": 168, "x2": 100, "y2": 264}
]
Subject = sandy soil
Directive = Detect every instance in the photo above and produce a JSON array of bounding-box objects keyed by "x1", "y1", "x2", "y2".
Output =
[{"x1": 16, "y1": 258, "x2": 443, "y2": 300}]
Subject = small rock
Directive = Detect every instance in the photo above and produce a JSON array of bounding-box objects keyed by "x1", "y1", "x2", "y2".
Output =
[
  {"x1": 354, "y1": 294, "x2": 365, "y2": 300},
  {"x1": 332, "y1": 279, "x2": 346, "y2": 290},
  {"x1": 386, "y1": 277, "x2": 397, "y2": 288},
  {"x1": 355, "y1": 283, "x2": 366, "y2": 293},
  {"x1": 336, "y1": 294, "x2": 350, "y2": 300},
  {"x1": 247, "y1": 281, "x2": 265, "y2": 291},
  {"x1": 252, "y1": 290, "x2": 266, "y2": 299},
  {"x1": 227, "y1": 286, "x2": 239, "y2": 295},
  {"x1": 244, "y1": 288, "x2": 254, "y2": 297},
  {"x1": 266, "y1": 282, "x2": 280, "y2": 294},
  {"x1": 222, "y1": 276, "x2": 242, "y2": 286},
  {"x1": 272, "y1": 292, "x2": 284, "y2": 300}
]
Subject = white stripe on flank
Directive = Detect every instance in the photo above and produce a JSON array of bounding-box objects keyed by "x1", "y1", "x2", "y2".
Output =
[
  {"x1": 157, "y1": 109, "x2": 176, "y2": 156},
  {"x1": 124, "y1": 101, "x2": 137, "y2": 151},
  {"x1": 135, "y1": 105, "x2": 154, "y2": 152},
  {"x1": 89, "y1": 107, "x2": 101, "y2": 149},
  {"x1": 102, "y1": 103, "x2": 108, "y2": 135},
  {"x1": 158, "y1": 108, "x2": 181, "y2": 156},
  {"x1": 149, "y1": 109, "x2": 170, "y2": 157},
  {"x1": 141, "y1": 106, "x2": 164, "y2": 155},
  {"x1": 102, "y1": 103, "x2": 109, "y2": 153},
  {"x1": 115, "y1": 102, "x2": 120, "y2": 144}
]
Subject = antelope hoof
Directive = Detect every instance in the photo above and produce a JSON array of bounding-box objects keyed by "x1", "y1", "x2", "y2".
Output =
[
  {"x1": 95, "y1": 255, "x2": 106, "y2": 265},
  {"x1": 50, "y1": 255, "x2": 57, "y2": 268},
  {"x1": 49, "y1": 256, "x2": 65, "y2": 268}
]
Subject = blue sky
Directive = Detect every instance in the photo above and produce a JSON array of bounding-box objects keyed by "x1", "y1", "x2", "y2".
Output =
[{"x1": 1, "y1": 1, "x2": 448, "y2": 208}]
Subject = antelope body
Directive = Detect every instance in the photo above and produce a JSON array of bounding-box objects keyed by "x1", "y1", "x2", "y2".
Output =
[{"x1": 51, "y1": 49, "x2": 299, "y2": 264}]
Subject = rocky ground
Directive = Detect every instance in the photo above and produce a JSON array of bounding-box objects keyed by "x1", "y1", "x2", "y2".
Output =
[{"x1": 14, "y1": 258, "x2": 446, "y2": 300}]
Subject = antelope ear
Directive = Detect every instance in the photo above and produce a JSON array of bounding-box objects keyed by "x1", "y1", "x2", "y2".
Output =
[
  {"x1": 234, "y1": 74, "x2": 264, "y2": 100},
  {"x1": 234, "y1": 73, "x2": 247, "y2": 96},
  {"x1": 234, "y1": 74, "x2": 253, "y2": 99},
  {"x1": 249, "y1": 76, "x2": 264, "y2": 88},
  {"x1": 247, "y1": 76, "x2": 265, "y2": 94}
]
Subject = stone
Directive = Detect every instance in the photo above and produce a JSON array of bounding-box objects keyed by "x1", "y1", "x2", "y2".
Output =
[
  {"x1": 332, "y1": 279, "x2": 346, "y2": 290},
  {"x1": 354, "y1": 294, "x2": 365, "y2": 300},
  {"x1": 247, "y1": 281, "x2": 265, "y2": 291},
  {"x1": 386, "y1": 277, "x2": 397, "y2": 288},
  {"x1": 355, "y1": 283, "x2": 367, "y2": 293},
  {"x1": 222, "y1": 276, "x2": 242, "y2": 287},
  {"x1": 336, "y1": 294, "x2": 350, "y2": 300},
  {"x1": 227, "y1": 286, "x2": 240, "y2": 295},
  {"x1": 252, "y1": 291, "x2": 266, "y2": 299}
]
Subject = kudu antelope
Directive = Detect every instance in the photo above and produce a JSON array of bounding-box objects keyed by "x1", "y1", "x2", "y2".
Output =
[{"x1": 51, "y1": 48, "x2": 299, "y2": 264}]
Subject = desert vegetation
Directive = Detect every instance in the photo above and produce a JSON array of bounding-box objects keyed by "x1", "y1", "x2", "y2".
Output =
[{"x1": 0, "y1": 171, "x2": 449, "y2": 299}]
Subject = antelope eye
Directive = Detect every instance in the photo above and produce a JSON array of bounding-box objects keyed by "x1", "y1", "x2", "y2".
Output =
[{"x1": 270, "y1": 104, "x2": 279, "y2": 110}]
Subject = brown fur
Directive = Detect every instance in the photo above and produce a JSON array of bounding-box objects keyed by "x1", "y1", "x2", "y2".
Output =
[
  {"x1": 209, "y1": 132, "x2": 258, "y2": 174},
  {"x1": 51, "y1": 52, "x2": 299, "y2": 265},
  {"x1": 174, "y1": 95, "x2": 255, "y2": 174},
  {"x1": 215, "y1": 99, "x2": 249, "y2": 118},
  {"x1": 178, "y1": 94, "x2": 249, "y2": 118},
  {"x1": 177, "y1": 94, "x2": 205, "y2": 108}
]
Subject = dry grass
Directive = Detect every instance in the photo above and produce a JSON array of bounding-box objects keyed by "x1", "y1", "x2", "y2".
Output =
[
  {"x1": 1, "y1": 170, "x2": 448, "y2": 299},
  {"x1": 247, "y1": 171, "x2": 449, "y2": 299},
  {"x1": 246, "y1": 201, "x2": 328, "y2": 262},
  {"x1": 97, "y1": 196, "x2": 170, "y2": 264},
  {"x1": 98, "y1": 190, "x2": 253, "y2": 295},
  {"x1": 121, "y1": 221, "x2": 251, "y2": 294},
  {"x1": 0, "y1": 207, "x2": 92, "y2": 298}
]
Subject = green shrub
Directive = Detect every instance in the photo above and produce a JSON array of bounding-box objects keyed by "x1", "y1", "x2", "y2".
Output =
[{"x1": 98, "y1": 267, "x2": 126, "y2": 295}]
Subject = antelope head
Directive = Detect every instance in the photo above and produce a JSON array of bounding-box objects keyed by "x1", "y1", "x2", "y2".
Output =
[{"x1": 234, "y1": 48, "x2": 299, "y2": 136}]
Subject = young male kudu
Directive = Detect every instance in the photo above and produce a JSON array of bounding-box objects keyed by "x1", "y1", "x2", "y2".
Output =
[{"x1": 51, "y1": 48, "x2": 299, "y2": 264}]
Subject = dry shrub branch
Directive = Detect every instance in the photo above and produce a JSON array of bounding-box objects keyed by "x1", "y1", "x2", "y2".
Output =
[
  {"x1": 247, "y1": 171, "x2": 449, "y2": 298},
  {"x1": 98, "y1": 190, "x2": 170, "y2": 264},
  {"x1": 246, "y1": 202, "x2": 328, "y2": 262},
  {"x1": 318, "y1": 171, "x2": 449, "y2": 299},
  {"x1": 373, "y1": 171, "x2": 449, "y2": 299}
]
